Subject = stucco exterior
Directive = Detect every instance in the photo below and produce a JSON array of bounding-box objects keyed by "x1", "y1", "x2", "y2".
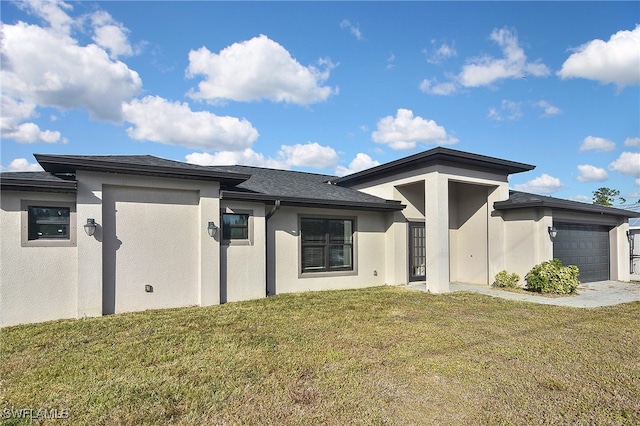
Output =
[
  {"x1": 1, "y1": 148, "x2": 637, "y2": 326},
  {"x1": 1, "y1": 191, "x2": 78, "y2": 326},
  {"x1": 347, "y1": 164, "x2": 511, "y2": 291},
  {"x1": 267, "y1": 206, "x2": 388, "y2": 295},
  {"x1": 220, "y1": 201, "x2": 266, "y2": 303}
]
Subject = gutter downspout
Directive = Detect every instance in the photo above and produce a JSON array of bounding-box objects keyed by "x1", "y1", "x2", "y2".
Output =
[{"x1": 265, "y1": 200, "x2": 281, "y2": 296}]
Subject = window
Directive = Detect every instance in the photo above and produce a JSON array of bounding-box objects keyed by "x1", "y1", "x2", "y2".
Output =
[
  {"x1": 28, "y1": 206, "x2": 70, "y2": 240},
  {"x1": 301, "y1": 218, "x2": 354, "y2": 273},
  {"x1": 222, "y1": 213, "x2": 249, "y2": 240},
  {"x1": 21, "y1": 200, "x2": 77, "y2": 247}
]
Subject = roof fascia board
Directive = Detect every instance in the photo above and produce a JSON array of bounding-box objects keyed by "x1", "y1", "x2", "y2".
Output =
[
  {"x1": 333, "y1": 147, "x2": 535, "y2": 187},
  {"x1": 1, "y1": 177, "x2": 77, "y2": 193},
  {"x1": 221, "y1": 190, "x2": 405, "y2": 212},
  {"x1": 494, "y1": 199, "x2": 640, "y2": 218},
  {"x1": 34, "y1": 154, "x2": 251, "y2": 185}
]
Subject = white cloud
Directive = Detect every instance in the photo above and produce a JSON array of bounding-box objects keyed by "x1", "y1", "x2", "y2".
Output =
[
  {"x1": 122, "y1": 96, "x2": 259, "y2": 151},
  {"x1": 458, "y1": 27, "x2": 549, "y2": 87},
  {"x1": 185, "y1": 149, "x2": 283, "y2": 168},
  {"x1": 1, "y1": 6, "x2": 142, "y2": 123},
  {"x1": 569, "y1": 194, "x2": 591, "y2": 203},
  {"x1": 15, "y1": 0, "x2": 74, "y2": 35},
  {"x1": 558, "y1": 25, "x2": 640, "y2": 89},
  {"x1": 576, "y1": 164, "x2": 608, "y2": 182},
  {"x1": 487, "y1": 100, "x2": 522, "y2": 121},
  {"x1": 425, "y1": 40, "x2": 457, "y2": 64},
  {"x1": 186, "y1": 35, "x2": 337, "y2": 105},
  {"x1": 185, "y1": 142, "x2": 338, "y2": 171},
  {"x1": 335, "y1": 153, "x2": 380, "y2": 177},
  {"x1": 579, "y1": 136, "x2": 616, "y2": 152},
  {"x1": 90, "y1": 10, "x2": 137, "y2": 59},
  {"x1": 385, "y1": 53, "x2": 396, "y2": 70},
  {"x1": 419, "y1": 78, "x2": 458, "y2": 96},
  {"x1": 608, "y1": 152, "x2": 640, "y2": 178},
  {"x1": 278, "y1": 142, "x2": 337, "y2": 169},
  {"x1": 4, "y1": 158, "x2": 44, "y2": 172},
  {"x1": 534, "y1": 100, "x2": 562, "y2": 117},
  {"x1": 372, "y1": 108, "x2": 458, "y2": 150},
  {"x1": 339, "y1": 20, "x2": 363, "y2": 41},
  {"x1": 421, "y1": 27, "x2": 549, "y2": 96},
  {"x1": 1, "y1": 95, "x2": 64, "y2": 144},
  {"x1": 513, "y1": 174, "x2": 563, "y2": 194},
  {"x1": 624, "y1": 137, "x2": 640, "y2": 147}
]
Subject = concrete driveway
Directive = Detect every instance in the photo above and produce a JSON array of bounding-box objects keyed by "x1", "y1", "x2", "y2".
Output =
[{"x1": 404, "y1": 281, "x2": 640, "y2": 308}]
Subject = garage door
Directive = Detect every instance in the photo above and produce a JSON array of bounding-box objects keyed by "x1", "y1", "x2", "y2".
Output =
[{"x1": 553, "y1": 224, "x2": 610, "y2": 283}]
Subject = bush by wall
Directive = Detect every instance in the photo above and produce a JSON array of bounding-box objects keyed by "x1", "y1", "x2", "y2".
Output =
[
  {"x1": 494, "y1": 270, "x2": 520, "y2": 288},
  {"x1": 524, "y1": 259, "x2": 580, "y2": 294}
]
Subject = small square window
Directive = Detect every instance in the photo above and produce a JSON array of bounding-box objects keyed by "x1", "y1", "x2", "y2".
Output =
[
  {"x1": 21, "y1": 200, "x2": 77, "y2": 247},
  {"x1": 222, "y1": 213, "x2": 249, "y2": 240},
  {"x1": 28, "y1": 206, "x2": 70, "y2": 240}
]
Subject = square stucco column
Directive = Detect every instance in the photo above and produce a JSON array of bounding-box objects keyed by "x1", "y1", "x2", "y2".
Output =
[
  {"x1": 425, "y1": 172, "x2": 449, "y2": 293},
  {"x1": 487, "y1": 184, "x2": 509, "y2": 282},
  {"x1": 611, "y1": 220, "x2": 630, "y2": 282},
  {"x1": 199, "y1": 186, "x2": 220, "y2": 306},
  {"x1": 76, "y1": 172, "x2": 104, "y2": 319}
]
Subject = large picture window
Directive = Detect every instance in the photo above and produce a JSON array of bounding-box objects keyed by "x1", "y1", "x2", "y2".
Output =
[{"x1": 301, "y1": 218, "x2": 354, "y2": 273}]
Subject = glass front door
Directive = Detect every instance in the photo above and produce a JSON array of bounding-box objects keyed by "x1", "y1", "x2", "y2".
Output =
[{"x1": 409, "y1": 222, "x2": 426, "y2": 281}]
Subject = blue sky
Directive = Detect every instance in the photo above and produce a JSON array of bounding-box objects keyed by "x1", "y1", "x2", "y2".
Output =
[{"x1": 1, "y1": 1, "x2": 639, "y2": 203}]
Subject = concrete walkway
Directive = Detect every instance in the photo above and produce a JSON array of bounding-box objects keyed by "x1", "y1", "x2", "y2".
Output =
[{"x1": 402, "y1": 280, "x2": 640, "y2": 308}]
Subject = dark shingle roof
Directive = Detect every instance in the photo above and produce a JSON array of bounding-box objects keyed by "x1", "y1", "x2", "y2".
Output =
[
  {"x1": 34, "y1": 154, "x2": 250, "y2": 185},
  {"x1": 0, "y1": 171, "x2": 77, "y2": 193},
  {"x1": 494, "y1": 191, "x2": 640, "y2": 218},
  {"x1": 620, "y1": 203, "x2": 640, "y2": 227},
  {"x1": 217, "y1": 165, "x2": 404, "y2": 212},
  {"x1": 333, "y1": 147, "x2": 535, "y2": 186}
]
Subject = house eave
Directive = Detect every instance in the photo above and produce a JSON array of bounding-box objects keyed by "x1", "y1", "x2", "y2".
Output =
[
  {"x1": 221, "y1": 190, "x2": 406, "y2": 212},
  {"x1": 494, "y1": 198, "x2": 640, "y2": 218},
  {"x1": 333, "y1": 147, "x2": 535, "y2": 186},
  {"x1": 0, "y1": 176, "x2": 77, "y2": 193},
  {"x1": 34, "y1": 154, "x2": 251, "y2": 186}
]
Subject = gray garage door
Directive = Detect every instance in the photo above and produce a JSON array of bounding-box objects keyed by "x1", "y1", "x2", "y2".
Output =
[{"x1": 553, "y1": 224, "x2": 610, "y2": 283}]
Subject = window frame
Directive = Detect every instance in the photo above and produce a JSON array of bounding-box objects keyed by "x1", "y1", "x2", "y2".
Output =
[
  {"x1": 220, "y1": 208, "x2": 254, "y2": 246},
  {"x1": 21, "y1": 200, "x2": 77, "y2": 247},
  {"x1": 298, "y1": 215, "x2": 357, "y2": 277}
]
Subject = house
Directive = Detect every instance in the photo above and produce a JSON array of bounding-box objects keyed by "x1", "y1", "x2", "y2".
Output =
[
  {"x1": 1, "y1": 147, "x2": 638, "y2": 327},
  {"x1": 621, "y1": 203, "x2": 640, "y2": 281}
]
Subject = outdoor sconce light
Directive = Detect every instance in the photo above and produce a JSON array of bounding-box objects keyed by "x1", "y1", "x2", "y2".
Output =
[
  {"x1": 548, "y1": 226, "x2": 558, "y2": 238},
  {"x1": 207, "y1": 221, "x2": 218, "y2": 238},
  {"x1": 84, "y1": 218, "x2": 97, "y2": 236},
  {"x1": 628, "y1": 230, "x2": 633, "y2": 244}
]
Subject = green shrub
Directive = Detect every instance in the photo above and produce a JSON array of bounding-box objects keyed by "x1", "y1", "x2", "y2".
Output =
[
  {"x1": 494, "y1": 270, "x2": 520, "y2": 288},
  {"x1": 524, "y1": 259, "x2": 580, "y2": 294}
]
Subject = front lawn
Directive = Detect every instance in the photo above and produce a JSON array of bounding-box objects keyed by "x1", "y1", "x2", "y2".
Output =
[{"x1": 1, "y1": 287, "x2": 639, "y2": 425}]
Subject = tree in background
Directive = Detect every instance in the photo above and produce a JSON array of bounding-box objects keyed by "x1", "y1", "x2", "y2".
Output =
[{"x1": 592, "y1": 187, "x2": 626, "y2": 206}]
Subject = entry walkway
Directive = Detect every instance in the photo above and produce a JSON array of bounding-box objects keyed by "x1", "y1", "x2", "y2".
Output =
[{"x1": 402, "y1": 281, "x2": 640, "y2": 308}]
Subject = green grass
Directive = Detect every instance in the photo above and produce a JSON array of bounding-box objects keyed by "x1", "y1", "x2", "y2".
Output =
[{"x1": 2, "y1": 287, "x2": 639, "y2": 425}]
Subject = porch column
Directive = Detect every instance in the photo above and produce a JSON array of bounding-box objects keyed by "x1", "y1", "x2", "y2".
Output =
[
  {"x1": 425, "y1": 172, "x2": 449, "y2": 293},
  {"x1": 487, "y1": 184, "x2": 509, "y2": 283}
]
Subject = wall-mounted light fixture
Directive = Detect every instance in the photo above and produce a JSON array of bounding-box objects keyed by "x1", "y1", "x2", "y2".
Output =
[
  {"x1": 548, "y1": 226, "x2": 558, "y2": 238},
  {"x1": 84, "y1": 218, "x2": 97, "y2": 236},
  {"x1": 628, "y1": 230, "x2": 633, "y2": 244},
  {"x1": 207, "y1": 221, "x2": 218, "y2": 238}
]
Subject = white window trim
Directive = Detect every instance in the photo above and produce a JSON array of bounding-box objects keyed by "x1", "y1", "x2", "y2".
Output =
[{"x1": 21, "y1": 200, "x2": 77, "y2": 247}]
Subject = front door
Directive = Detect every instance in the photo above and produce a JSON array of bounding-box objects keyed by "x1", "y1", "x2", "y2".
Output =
[{"x1": 409, "y1": 222, "x2": 426, "y2": 281}]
